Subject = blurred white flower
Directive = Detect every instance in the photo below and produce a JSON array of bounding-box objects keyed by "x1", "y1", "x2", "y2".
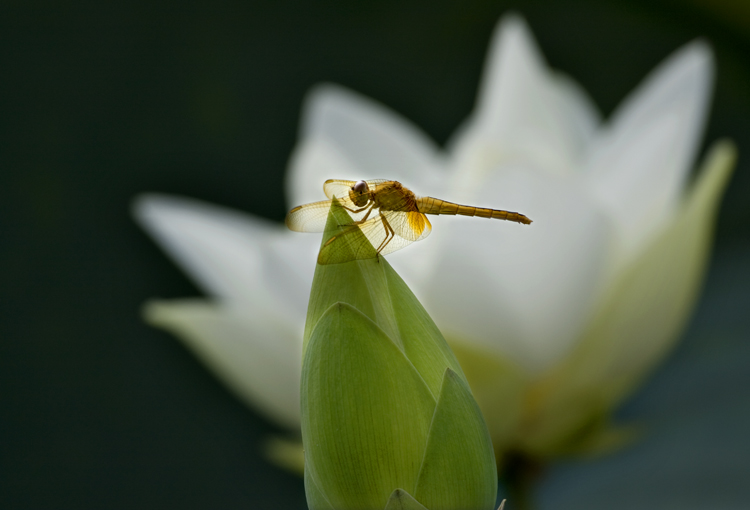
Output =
[{"x1": 134, "y1": 14, "x2": 735, "y2": 465}]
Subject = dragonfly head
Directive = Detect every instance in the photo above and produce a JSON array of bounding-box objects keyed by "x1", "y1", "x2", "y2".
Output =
[{"x1": 350, "y1": 180, "x2": 370, "y2": 207}]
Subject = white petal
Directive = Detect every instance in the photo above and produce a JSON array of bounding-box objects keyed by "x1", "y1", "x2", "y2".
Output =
[
  {"x1": 145, "y1": 299, "x2": 302, "y2": 429},
  {"x1": 133, "y1": 194, "x2": 316, "y2": 317},
  {"x1": 286, "y1": 137, "x2": 367, "y2": 207},
  {"x1": 449, "y1": 14, "x2": 600, "y2": 180},
  {"x1": 520, "y1": 142, "x2": 735, "y2": 450},
  {"x1": 417, "y1": 164, "x2": 615, "y2": 373},
  {"x1": 585, "y1": 41, "x2": 713, "y2": 257},
  {"x1": 286, "y1": 84, "x2": 445, "y2": 207},
  {"x1": 598, "y1": 141, "x2": 736, "y2": 403}
]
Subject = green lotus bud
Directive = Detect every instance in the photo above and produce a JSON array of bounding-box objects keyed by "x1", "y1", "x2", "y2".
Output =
[{"x1": 301, "y1": 199, "x2": 498, "y2": 510}]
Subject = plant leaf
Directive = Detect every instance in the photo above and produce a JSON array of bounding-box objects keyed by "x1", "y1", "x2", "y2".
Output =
[
  {"x1": 414, "y1": 369, "x2": 498, "y2": 510},
  {"x1": 301, "y1": 302, "x2": 436, "y2": 509},
  {"x1": 384, "y1": 489, "x2": 430, "y2": 510}
]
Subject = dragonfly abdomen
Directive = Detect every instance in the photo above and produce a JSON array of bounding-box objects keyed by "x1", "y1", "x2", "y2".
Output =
[{"x1": 417, "y1": 197, "x2": 532, "y2": 225}]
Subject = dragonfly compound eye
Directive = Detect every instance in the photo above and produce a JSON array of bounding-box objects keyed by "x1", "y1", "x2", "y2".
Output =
[{"x1": 350, "y1": 180, "x2": 370, "y2": 207}]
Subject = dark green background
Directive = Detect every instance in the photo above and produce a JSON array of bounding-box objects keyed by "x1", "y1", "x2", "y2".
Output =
[{"x1": 2, "y1": 1, "x2": 749, "y2": 509}]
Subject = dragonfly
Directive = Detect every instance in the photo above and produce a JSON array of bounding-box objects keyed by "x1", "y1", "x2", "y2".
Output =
[{"x1": 286, "y1": 179, "x2": 532, "y2": 265}]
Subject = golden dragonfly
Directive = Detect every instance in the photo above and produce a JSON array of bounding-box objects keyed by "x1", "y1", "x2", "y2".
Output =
[{"x1": 286, "y1": 179, "x2": 532, "y2": 265}]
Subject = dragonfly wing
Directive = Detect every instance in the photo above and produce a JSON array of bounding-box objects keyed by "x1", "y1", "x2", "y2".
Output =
[
  {"x1": 318, "y1": 215, "x2": 380, "y2": 264},
  {"x1": 318, "y1": 211, "x2": 418, "y2": 264},
  {"x1": 323, "y1": 179, "x2": 356, "y2": 199},
  {"x1": 285, "y1": 200, "x2": 334, "y2": 232},
  {"x1": 376, "y1": 230, "x2": 418, "y2": 257},
  {"x1": 323, "y1": 179, "x2": 393, "y2": 199},
  {"x1": 364, "y1": 179, "x2": 391, "y2": 187},
  {"x1": 373, "y1": 211, "x2": 421, "y2": 256},
  {"x1": 384, "y1": 210, "x2": 432, "y2": 242},
  {"x1": 286, "y1": 197, "x2": 375, "y2": 233}
]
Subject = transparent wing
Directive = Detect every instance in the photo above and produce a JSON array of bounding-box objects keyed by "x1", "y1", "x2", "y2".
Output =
[
  {"x1": 323, "y1": 179, "x2": 356, "y2": 199},
  {"x1": 317, "y1": 209, "x2": 430, "y2": 264},
  {"x1": 285, "y1": 200, "x2": 334, "y2": 232},
  {"x1": 286, "y1": 196, "x2": 376, "y2": 233},
  {"x1": 323, "y1": 178, "x2": 392, "y2": 199},
  {"x1": 364, "y1": 179, "x2": 391, "y2": 187},
  {"x1": 384, "y1": 210, "x2": 432, "y2": 242}
]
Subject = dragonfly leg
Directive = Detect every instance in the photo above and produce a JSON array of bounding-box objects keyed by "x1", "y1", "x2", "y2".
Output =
[
  {"x1": 374, "y1": 213, "x2": 395, "y2": 258},
  {"x1": 340, "y1": 204, "x2": 375, "y2": 227},
  {"x1": 340, "y1": 204, "x2": 370, "y2": 215}
]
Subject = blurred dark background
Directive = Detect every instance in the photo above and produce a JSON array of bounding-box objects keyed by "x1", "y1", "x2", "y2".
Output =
[{"x1": 1, "y1": 1, "x2": 748, "y2": 509}]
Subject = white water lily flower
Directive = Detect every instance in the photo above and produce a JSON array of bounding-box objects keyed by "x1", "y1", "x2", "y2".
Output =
[{"x1": 134, "y1": 14, "x2": 735, "y2": 464}]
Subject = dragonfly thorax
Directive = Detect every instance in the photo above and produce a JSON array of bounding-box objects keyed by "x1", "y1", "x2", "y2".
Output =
[{"x1": 349, "y1": 180, "x2": 371, "y2": 207}]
